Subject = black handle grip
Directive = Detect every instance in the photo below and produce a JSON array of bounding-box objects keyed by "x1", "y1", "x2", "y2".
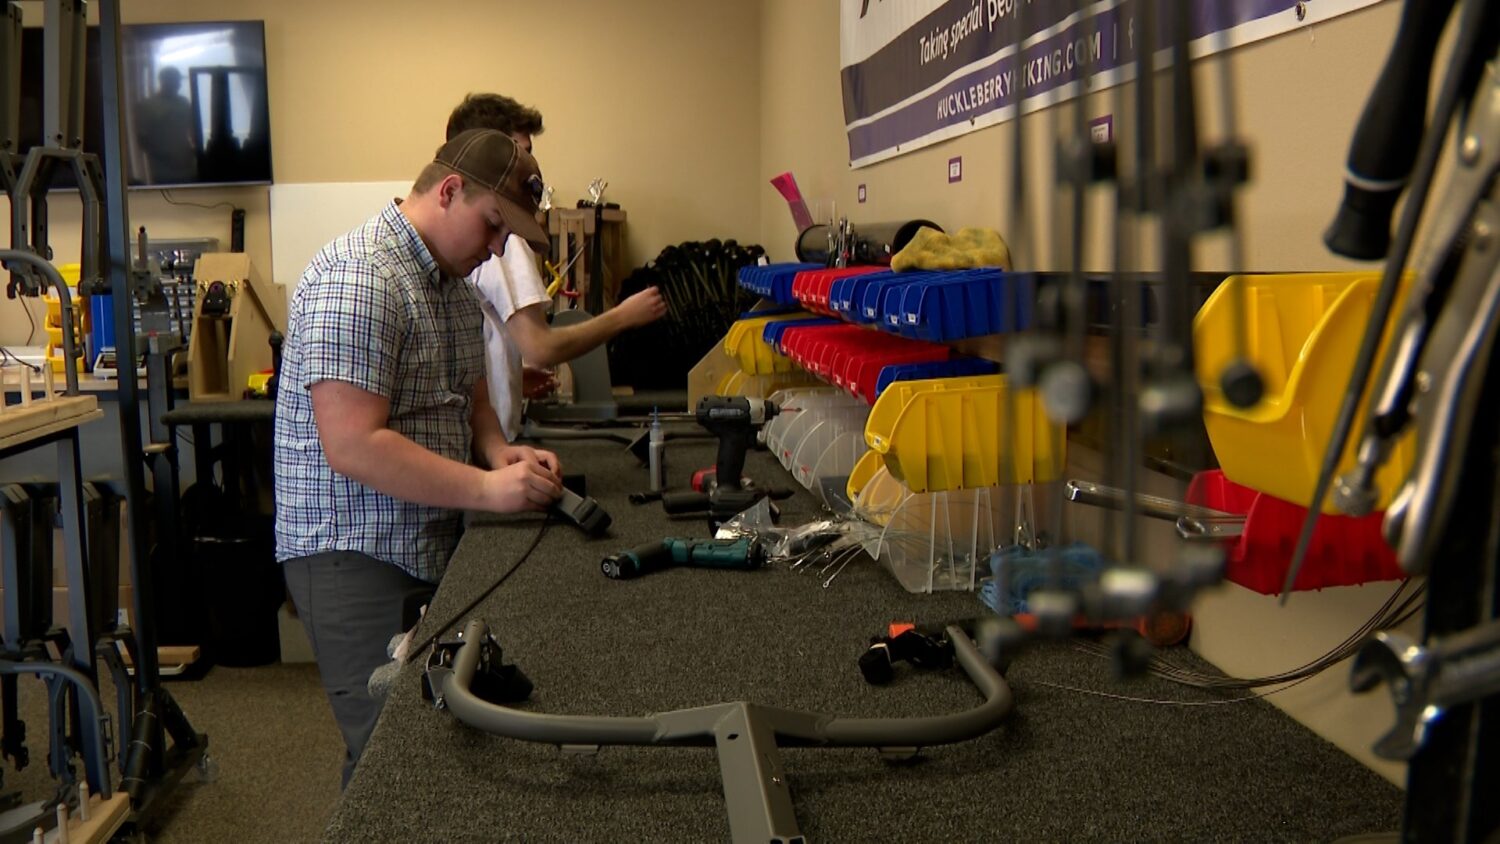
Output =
[
  {"x1": 660, "y1": 490, "x2": 710, "y2": 514},
  {"x1": 715, "y1": 429, "x2": 750, "y2": 487},
  {"x1": 1324, "y1": 0, "x2": 1457, "y2": 260}
]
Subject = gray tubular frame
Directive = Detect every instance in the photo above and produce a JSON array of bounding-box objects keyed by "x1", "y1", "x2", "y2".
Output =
[{"x1": 429, "y1": 618, "x2": 1013, "y2": 844}]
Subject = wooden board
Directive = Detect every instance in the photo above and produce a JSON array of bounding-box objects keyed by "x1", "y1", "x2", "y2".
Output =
[
  {"x1": 40, "y1": 791, "x2": 129, "y2": 844},
  {"x1": 0, "y1": 395, "x2": 101, "y2": 450},
  {"x1": 118, "y1": 644, "x2": 202, "y2": 669},
  {"x1": 188, "y1": 254, "x2": 283, "y2": 402}
]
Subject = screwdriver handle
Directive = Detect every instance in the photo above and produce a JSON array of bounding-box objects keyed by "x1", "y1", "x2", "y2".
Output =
[{"x1": 1324, "y1": 0, "x2": 1457, "y2": 260}]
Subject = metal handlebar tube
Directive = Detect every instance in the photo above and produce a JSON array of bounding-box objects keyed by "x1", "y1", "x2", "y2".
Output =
[
  {"x1": 0, "y1": 249, "x2": 81, "y2": 394},
  {"x1": 1064, "y1": 479, "x2": 1237, "y2": 523},
  {"x1": 429, "y1": 619, "x2": 1013, "y2": 844}
]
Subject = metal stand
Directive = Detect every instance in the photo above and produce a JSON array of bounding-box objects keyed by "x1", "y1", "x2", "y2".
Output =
[{"x1": 94, "y1": 0, "x2": 208, "y2": 825}]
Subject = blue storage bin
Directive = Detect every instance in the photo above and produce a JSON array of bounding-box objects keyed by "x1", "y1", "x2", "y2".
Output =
[
  {"x1": 873, "y1": 357, "x2": 1002, "y2": 397},
  {"x1": 886, "y1": 270, "x2": 1038, "y2": 342},
  {"x1": 828, "y1": 271, "x2": 892, "y2": 320},
  {"x1": 736, "y1": 263, "x2": 821, "y2": 305},
  {"x1": 854, "y1": 273, "x2": 920, "y2": 325},
  {"x1": 889, "y1": 271, "x2": 983, "y2": 339}
]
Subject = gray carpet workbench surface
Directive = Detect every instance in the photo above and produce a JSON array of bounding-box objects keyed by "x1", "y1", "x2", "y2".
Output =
[{"x1": 328, "y1": 437, "x2": 1402, "y2": 842}]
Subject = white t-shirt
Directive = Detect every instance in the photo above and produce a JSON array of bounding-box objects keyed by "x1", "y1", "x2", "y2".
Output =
[{"x1": 469, "y1": 234, "x2": 550, "y2": 442}]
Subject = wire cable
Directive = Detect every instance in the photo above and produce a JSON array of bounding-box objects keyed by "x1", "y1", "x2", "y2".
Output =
[
  {"x1": 1030, "y1": 672, "x2": 1315, "y2": 707},
  {"x1": 20, "y1": 298, "x2": 37, "y2": 346},
  {"x1": 412, "y1": 514, "x2": 553, "y2": 655},
  {"x1": 1072, "y1": 579, "x2": 1424, "y2": 691},
  {"x1": 0, "y1": 346, "x2": 42, "y2": 372},
  {"x1": 159, "y1": 190, "x2": 239, "y2": 212}
]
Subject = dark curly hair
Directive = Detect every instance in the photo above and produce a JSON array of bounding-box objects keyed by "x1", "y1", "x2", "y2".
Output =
[{"x1": 445, "y1": 93, "x2": 545, "y2": 141}]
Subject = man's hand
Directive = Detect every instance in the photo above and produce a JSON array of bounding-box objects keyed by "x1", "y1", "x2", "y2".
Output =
[
  {"x1": 494, "y1": 443, "x2": 562, "y2": 478},
  {"x1": 508, "y1": 286, "x2": 669, "y2": 368},
  {"x1": 479, "y1": 459, "x2": 563, "y2": 513},
  {"x1": 521, "y1": 364, "x2": 558, "y2": 399},
  {"x1": 310, "y1": 379, "x2": 555, "y2": 514},
  {"x1": 614, "y1": 286, "x2": 667, "y2": 329}
]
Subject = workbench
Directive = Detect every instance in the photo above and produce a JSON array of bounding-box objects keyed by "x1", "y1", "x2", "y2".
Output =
[{"x1": 329, "y1": 438, "x2": 1402, "y2": 842}]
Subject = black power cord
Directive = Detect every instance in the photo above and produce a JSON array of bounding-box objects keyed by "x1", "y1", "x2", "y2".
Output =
[{"x1": 411, "y1": 514, "x2": 553, "y2": 657}]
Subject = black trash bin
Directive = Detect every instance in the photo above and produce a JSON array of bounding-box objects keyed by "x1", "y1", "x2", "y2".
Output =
[{"x1": 184, "y1": 484, "x2": 283, "y2": 667}]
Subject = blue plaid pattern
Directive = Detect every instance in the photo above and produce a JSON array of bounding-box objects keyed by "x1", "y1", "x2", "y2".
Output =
[{"x1": 274, "y1": 201, "x2": 486, "y2": 582}]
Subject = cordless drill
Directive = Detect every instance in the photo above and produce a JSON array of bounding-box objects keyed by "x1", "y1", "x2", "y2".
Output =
[
  {"x1": 601, "y1": 536, "x2": 765, "y2": 579},
  {"x1": 661, "y1": 396, "x2": 785, "y2": 527},
  {"x1": 696, "y1": 396, "x2": 781, "y2": 491}
]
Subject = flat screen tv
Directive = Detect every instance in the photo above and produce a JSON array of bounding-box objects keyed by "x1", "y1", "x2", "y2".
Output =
[{"x1": 16, "y1": 20, "x2": 272, "y2": 190}]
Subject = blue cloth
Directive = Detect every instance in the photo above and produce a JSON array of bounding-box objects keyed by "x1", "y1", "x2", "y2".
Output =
[
  {"x1": 979, "y1": 543, "x2": 1105, "y2": 615},
  {"x1": 273, "y1": 200, "x2": 485, "y2": 582}
]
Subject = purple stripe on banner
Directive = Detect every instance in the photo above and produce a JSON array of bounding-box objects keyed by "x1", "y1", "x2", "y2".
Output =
[
  {"x1": 842, "y1": 0, "x2": 1083, "y2": 125},
  {"x1": 845, "y1": 0, "x2": 1295, "y2": 163}
]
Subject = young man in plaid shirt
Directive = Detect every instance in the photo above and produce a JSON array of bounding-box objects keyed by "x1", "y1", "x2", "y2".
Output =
[{"x1": 274, "y1": 129, "x2": 563, "y2": 786}]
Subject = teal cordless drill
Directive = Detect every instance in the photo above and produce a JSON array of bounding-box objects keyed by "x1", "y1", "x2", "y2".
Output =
[{"x1": 601, "y1": 537, "x2": 765, "y2": 580}]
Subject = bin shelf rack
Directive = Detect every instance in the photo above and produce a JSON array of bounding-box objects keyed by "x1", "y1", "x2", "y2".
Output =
[{"x1": 724, "y1": 263, "x2": 1063, "y2": 593}]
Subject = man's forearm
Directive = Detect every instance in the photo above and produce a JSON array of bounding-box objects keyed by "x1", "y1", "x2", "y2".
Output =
[
  {"x1": 517, "y1": 308, "x2": 626, "y2": 367},
  {"x1": 329, "y1": 428, "x2": 489, "y2": 510}
]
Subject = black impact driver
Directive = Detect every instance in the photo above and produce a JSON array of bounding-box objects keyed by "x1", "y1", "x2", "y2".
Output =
[
  {"x1": 601, "y1": 536, "x2": 765, "y2": 580},
  {"x1": 660, "y1": 396, "x2": 786, "y2": 527}
]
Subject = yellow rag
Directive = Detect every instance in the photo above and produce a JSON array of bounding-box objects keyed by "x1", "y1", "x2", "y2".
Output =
[{"x1": 891, "y1": 226, "x2": 1013, "y2": 272}]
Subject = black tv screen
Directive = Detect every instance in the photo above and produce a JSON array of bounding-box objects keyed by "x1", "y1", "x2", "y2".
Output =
[{"x1": 17, "y1": 20, "x2": 272, "y2": 189}]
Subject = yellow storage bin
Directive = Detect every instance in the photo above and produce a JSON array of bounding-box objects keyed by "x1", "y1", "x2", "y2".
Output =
[
  {"x1": 1194, "y1": 272, "x2": 1416, "y2": 513},
  {"x1": 723, "y1": 313, "x2": 810, "y2": 375},
  {"x1": 863, "y1": 375, "x2": 1065, "y2": 493},
  {"x1": 846, "y1": 449, "x2": 885, "y2": 502}
]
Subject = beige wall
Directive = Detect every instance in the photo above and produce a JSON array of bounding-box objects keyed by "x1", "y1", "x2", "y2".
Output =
[
  {"x1": 2, "y1": 0, "x2": 763, "y2": 343},
  {"x1": 757, "y1": 0, "x2": 1410, "y2": 783}
]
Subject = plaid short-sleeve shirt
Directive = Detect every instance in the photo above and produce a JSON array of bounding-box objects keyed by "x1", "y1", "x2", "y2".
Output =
[{"x1": 273, "y1": 200, "x2": 486, "y2": 582}]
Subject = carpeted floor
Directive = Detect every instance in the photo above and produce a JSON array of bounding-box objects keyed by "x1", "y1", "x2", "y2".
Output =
[{"x1": 0, "y1": 659, "x2": 343, "y2": 842}]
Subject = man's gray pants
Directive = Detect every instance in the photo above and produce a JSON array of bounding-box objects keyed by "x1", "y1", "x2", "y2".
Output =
[{"x1": 283, "y1": 550, "x2": 433, "y2": 788}]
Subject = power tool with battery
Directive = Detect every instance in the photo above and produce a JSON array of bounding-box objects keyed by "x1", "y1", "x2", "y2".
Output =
[
  {"x1": 600, "y1": 536, "x2": 766, "y2": 580},
  {"x1": 660, "y1": 396, "x2": 791, "y2": 528}
]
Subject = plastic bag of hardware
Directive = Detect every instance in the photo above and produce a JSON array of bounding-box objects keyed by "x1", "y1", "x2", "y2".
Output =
[
  {"x1": 762, "y1": 519, "x2": 849, "y2": 562},
  {"x1": 714, "y1": 497, "x2": 776, "y2": 541}
]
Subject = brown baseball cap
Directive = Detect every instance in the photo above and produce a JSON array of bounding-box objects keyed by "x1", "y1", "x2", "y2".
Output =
[{"x1": 433, "y1": 128, "x2": 549, "y2": 251}]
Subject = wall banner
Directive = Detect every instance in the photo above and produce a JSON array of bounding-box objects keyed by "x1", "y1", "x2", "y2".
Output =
[{"x1": 840, "y1": 0, "x2": 1387, "y2": 168}]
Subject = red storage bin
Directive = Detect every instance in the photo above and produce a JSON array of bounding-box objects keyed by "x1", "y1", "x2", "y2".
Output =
[
  {"x1": 792, "y1": 267, "x2": 882, "y2": 317},
  {"x1": 1185, "y1": 470, "x2": 1404, "y2": 594}
]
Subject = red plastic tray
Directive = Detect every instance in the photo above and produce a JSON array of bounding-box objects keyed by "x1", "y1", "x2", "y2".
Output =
[
  {"x1": 791, "y1": 267, "x2": 882, "y2": 317},
  {"x1": 1185, "y1": 470, "x2": 1404, "y2": 594}
]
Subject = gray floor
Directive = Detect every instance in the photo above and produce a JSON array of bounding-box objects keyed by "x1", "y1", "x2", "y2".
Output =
[{"x1": 2, "y1": 658, "x2": 343, "y2": 843}]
